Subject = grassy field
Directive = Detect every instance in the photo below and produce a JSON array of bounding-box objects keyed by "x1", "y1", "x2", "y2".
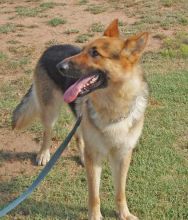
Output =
[{"x1": 0, "y1": 0, "x2": 188, "y2": 219}]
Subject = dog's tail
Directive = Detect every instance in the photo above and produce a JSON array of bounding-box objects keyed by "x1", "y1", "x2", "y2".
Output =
[{"x1": 12, "y1": 85, "x2": 38, "y2": 130}]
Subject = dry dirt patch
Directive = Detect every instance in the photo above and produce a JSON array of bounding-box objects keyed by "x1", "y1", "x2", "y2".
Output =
[{"x1": 0, "y1": 128, "x2": 40, "y2": 181}]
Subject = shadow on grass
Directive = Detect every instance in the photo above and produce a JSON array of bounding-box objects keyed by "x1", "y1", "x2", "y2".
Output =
[
  {"x1": 1, "y1": 199, "x2": 86, "y2": 219},
  {"x1": 1, "y1": 200, "x2": 117, "y2": 219},
  {"x1": 0, "y1": 177, "x2": 84, "y2": 219},
  {"x1": 0, "y1": 177, "x2": 117, "y2": 219},
  {"x1": 0, "y1": 150, "x2": 36, "y2": 165},
  {"x1": 66, "y1": 155, "x2": 84, "y2": 166},
  {"x1": 0, "y1": 149, "x2": 84, "y2": 169}
]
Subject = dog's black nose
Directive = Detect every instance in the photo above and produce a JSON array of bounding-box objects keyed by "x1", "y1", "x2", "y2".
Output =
[{"x1": 56, "y1": 61, "x2": 69, "y2": 73}]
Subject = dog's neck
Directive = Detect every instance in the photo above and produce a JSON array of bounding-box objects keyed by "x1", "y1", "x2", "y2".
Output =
[
  {"x1": 86, "y1": 78, "x2": 148, "y2": 129},
  {"x1": 88, "y1": 72, "x2": 147, "y2": 121},
  {"x1": 86, "y1": 99, "x2": 128, "y2": 125}
]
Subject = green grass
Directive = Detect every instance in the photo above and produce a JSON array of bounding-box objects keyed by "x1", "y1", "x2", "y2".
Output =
[
  {"x1": 7, "y1": 40, "x2": 21, "y2": 45},
  {"x1": 45, "y1": 39, "x2": 60, "y2": 47},
  {"x1": 78, "y1": 0, "x2": 88, "y2": 5},
  {"x1": 89, "y1": 22, "x2": 104, "y2": 32},
  {"x1": 16, "y1": 6, "x2": 41, "y2": 17},
  {"x1": 0, "y1": 46, "x2": 33, "y2": 81},
  {"x1": 39, "y1": 2, "x2": 56, "y2": 10},
  {"x1": 0, "y1": 51, "x2": 8, "y2": 61},
  {"x1": 160, "y1": 32, "x2": 188, "y2": 58},
  {"x1": 85, "y1": 4, "x2": 107, "y2": 14},
  {"x1": 0, "y1": 77, "x2": 31, "y2": 127},
  {"x1": 15, "y1": 2, "x2": 58, "y2": 17},
  {"x1": 161, "y1": 0, "x2": 176, "y2": 7},
  {"x1": 0, "y1": 23, "x2": 16, "y2": 34},
  {"x1": 64, "y1": 29, "x2": 79, "y2": 35},
  {"x1": 75, "y1": 33, "x2": 93, "y2": 43},
  {"x1": 8, "y1": 45, "x2": 35, "y2": 57},
  {"x1": 108, "y1": 0, "x2": 187, "y2": 31},
  {"x1": 48, "y1": 18, "x2": 66, "y2": 27}
]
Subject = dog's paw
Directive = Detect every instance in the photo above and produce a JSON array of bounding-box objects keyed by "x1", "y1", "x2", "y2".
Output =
[
  {"x1": 125, "y1": 214, "x2": 139, "y2": 220},
  {"x1": 36, "y1": 150, "x2": 50, "y2": 166},
  {"x1": 89, "y1": 216, "x2": 103, "y2": 220},
  {"x1": 117, "y1": 212, "x2": 139, "y2": 220},
  {"x1": 89, "y1": 212, "x2": 103, "y2": 220}
]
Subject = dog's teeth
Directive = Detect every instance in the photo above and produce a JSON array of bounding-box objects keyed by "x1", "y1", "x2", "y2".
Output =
[
  {"x1": 92, "y1": 77, "x2": 97, "y2": 83},
  {"x1": 82, "y1": 76, "x2": 98, "y2": 93}
]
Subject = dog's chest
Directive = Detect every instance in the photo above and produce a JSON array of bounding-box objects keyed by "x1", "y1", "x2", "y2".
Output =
[
  {"x1": 81, "y1": 110, "x2": 142, "y2": 155},
  {"x1": 102, "y1": 120, "x2": 130, "y2": 147},
  {"x1": 80, "y1": 96, "x2": 147, "y2": 155}
]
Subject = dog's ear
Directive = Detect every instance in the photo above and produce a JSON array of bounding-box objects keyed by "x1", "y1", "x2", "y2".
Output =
[
  {"x1": 103, "y1": 19, "x2": 119, "y2": 37},
  {"x1": 123, "y1": 32, "x2": 149, "y2": 62}
]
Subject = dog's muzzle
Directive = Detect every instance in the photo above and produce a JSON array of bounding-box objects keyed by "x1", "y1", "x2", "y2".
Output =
[
  {"x1": 56, "y1": 60, "x2": 83, "y2": 79},
  {"x1": 56, "y1": 60, "x2": 70, "y2": 73}
]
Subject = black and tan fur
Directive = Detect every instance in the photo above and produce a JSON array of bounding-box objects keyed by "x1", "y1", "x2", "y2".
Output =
[
  {"x1": 12, "y1": 19, "x2": 149, "y2": 220},
  {"x1": 12, "y1": 45, "x2": 85, "y2": 165}
]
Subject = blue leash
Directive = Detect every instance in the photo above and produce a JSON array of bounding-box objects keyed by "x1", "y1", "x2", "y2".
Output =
[{"x1": 0, "y1": 115, "x2": 82, "y2": 218}]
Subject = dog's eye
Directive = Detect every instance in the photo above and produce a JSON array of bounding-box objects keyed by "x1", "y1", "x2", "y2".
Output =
[{"x1": 89, "y1": 48, "x2": 100, "y2": 58}]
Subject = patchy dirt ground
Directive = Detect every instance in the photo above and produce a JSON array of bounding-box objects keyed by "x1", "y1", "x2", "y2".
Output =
[
  {"x1": 0, "y1": 0, "x2": 187, "y2": 186},
  {"x1": 0, "y1": 128, "x2": 39, "y2": 181}
]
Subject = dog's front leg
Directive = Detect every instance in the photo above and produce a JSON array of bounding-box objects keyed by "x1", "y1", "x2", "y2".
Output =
[
  {"x1": 109, "y1": 149, "x2": 138, "y2": 220},
  {"x1": 84, "y1": 148, "x2": 103, "y2": 220}
]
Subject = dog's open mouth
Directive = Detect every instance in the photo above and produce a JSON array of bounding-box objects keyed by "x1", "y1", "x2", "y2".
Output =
[{"x1": 64, "y1": 70, "x2": 107, "y2": 103}]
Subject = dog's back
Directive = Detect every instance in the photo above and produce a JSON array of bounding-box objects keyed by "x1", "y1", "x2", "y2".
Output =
[{"x1": 12, "y1": 44, "x2": 81, "y2": 130}]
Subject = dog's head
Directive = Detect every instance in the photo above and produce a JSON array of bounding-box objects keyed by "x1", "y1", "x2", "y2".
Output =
[{"x1": 57, "y1": 19, "x2": 148, "y2": 103}]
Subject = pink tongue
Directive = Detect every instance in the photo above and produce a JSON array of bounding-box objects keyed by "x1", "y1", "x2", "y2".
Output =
[{"x1": 64, "y1": 76, "x2": 95, "y2": 103}]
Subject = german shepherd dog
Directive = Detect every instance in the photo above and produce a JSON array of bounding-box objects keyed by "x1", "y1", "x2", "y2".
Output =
[{"x1": 12, "y1": 19, "x2": 149, "y2": 220}]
